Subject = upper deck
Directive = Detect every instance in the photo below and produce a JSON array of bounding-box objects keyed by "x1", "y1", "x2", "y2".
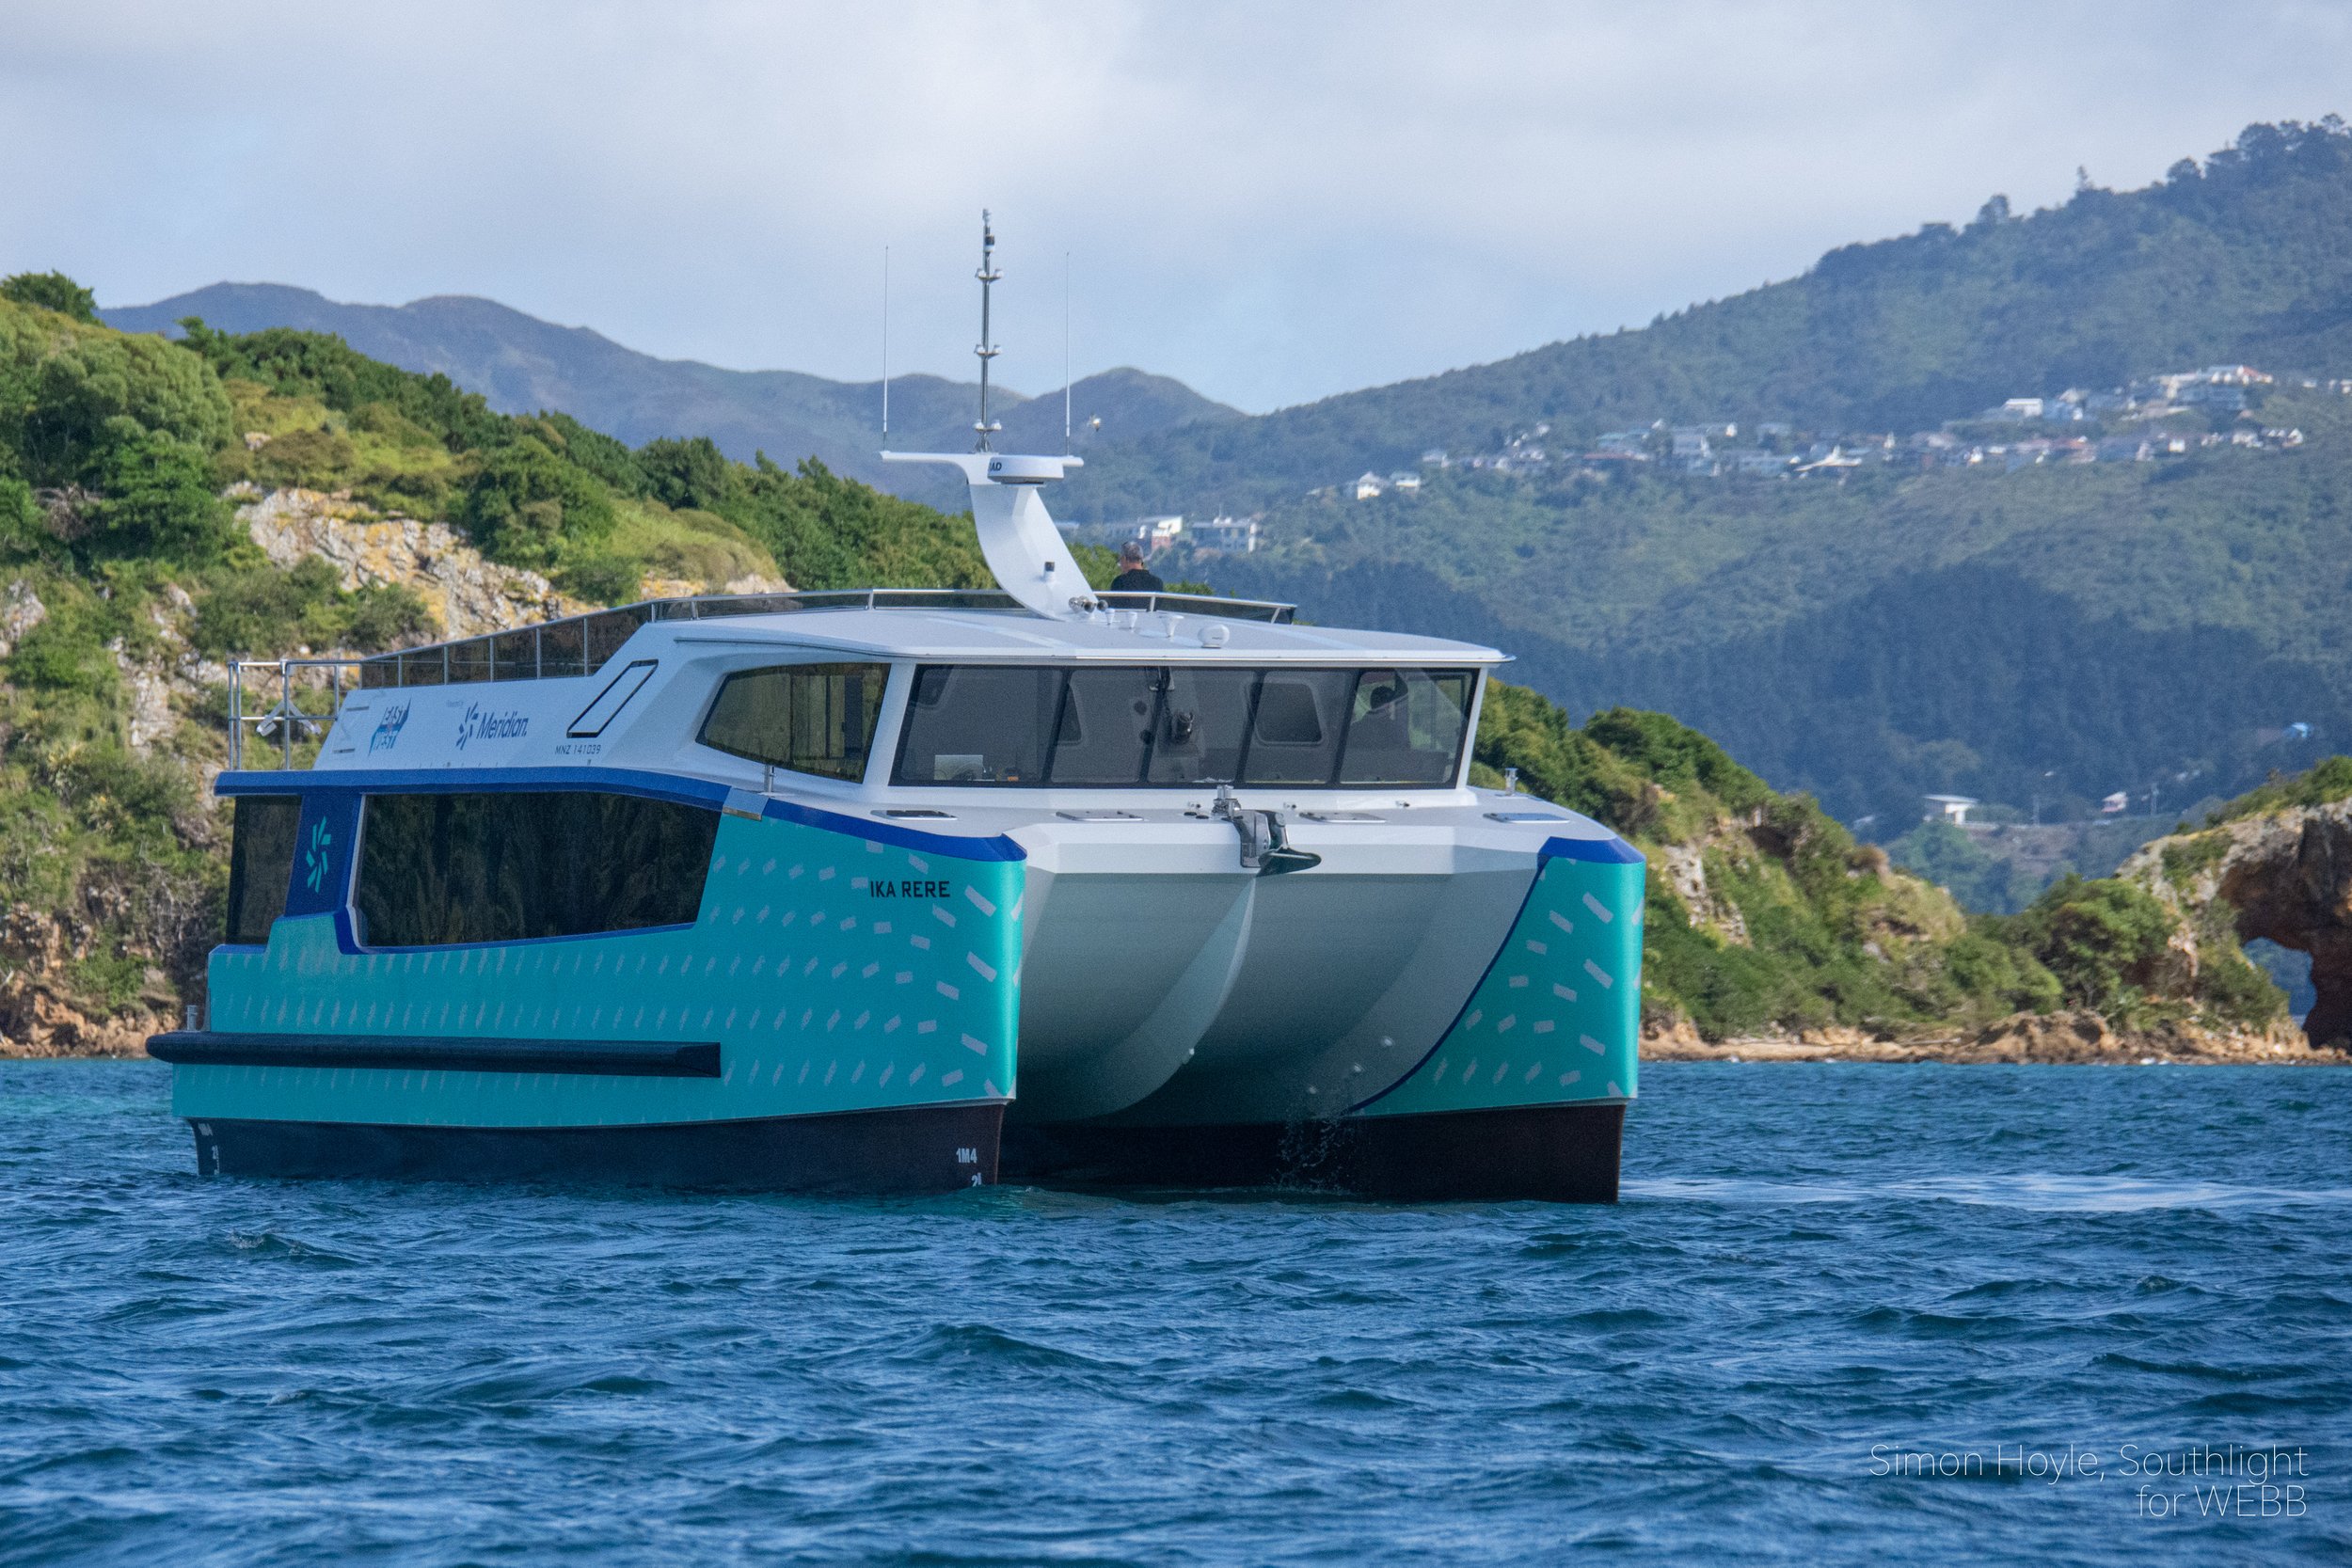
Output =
[
  {"x1": 352, "y1": 588, "x2": 1327, "y2": 690},
  {"x1": 234, "y1": 585, "x2": 1504, "y2": 799}
]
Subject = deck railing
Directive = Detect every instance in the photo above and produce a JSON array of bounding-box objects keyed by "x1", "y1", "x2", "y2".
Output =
[
  {"x1": 352, "y1": 586, "x2": 1297, "y2": 693},
  {"x1": 227, "y1": 586, "x2": 1301, "y2": 763},
  {"x1": 225, "y1": 657, "x2": 373, "y2": 771}
]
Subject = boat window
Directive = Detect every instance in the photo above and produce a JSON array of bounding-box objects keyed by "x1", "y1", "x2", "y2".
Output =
[
  {"x1": 891, "y1": 665, "x2": 1478, "y2": 787},
  {"x1": 1338, "y1": 669, "x2": 1476, "y2": 785},
  {"x1": 1048, "y1": 668, "x2": 1162, "y2": 785},
  {"x1": 1241, "y1": 670, "x2": 1357, "y2": 785},
  {"x1": 225, "y1": 794, "x2": 301, "y2": 944},
  {"x1": 895, "y1": 666, "x2": 1060, "y2": 784},
  {"x1": 699, "y1": 662, "x2": 888, "y2": 782},
  {"x1": 354, "y1": 791, "x2": 717, "y2": 947},
  {"x1": 1147, "y1": 667, "x2": 1258, "y2": 784}
]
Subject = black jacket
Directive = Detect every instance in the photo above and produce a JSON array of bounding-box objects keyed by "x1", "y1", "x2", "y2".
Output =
[{"x1": 1111, "y1": 566, "x2": 1166, "y2": 593}]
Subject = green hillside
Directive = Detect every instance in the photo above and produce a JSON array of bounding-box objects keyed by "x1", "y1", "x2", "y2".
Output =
[
  {"x1": 0, "y1": 279, "x2": 984, "y2": 1049},
  {"x1": 100, "y1": 284, "x2": 1241, "y2": 516},
  {"x1": 1063, "y1": 119, "x2": 2352, "y2": 516},
  {"x1": 1216, "y1": 379, "x2": 2352, "y2": 829},
  {"x1": 1144, "y1": 120, "x2": 2352, "y2": 834},
  {"x1": 0, "y1": 273, "x2": 2296, "y2": 1053}
]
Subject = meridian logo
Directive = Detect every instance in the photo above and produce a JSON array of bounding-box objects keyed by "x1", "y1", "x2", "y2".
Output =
[
  {"x1": 302, "y1": 818, "x2": 334, "y2": 894},
  {"x1": 454, "y1": 705, "x2": 530, "y2": 752},
  {"x1": 368, "y1": 701, "x2": 410, "y2": 754}
]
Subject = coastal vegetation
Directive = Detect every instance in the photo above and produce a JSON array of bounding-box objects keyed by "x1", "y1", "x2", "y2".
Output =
[
  {"x1": 1471, "y1": 678, "x2": 2303, "y2": 1045},
  {"x1": 0, "y1": 278, "x2": 2325, "y2": 1057},
  {"x1": 1113, "y1": 120, "x2": 2352, "y2": 835},
  {"x1": 0, "y1": 289, "x2": 986, "y2": 1049}
]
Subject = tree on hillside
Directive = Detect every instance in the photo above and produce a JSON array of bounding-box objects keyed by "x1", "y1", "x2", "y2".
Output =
[{"x1": 0, "y1": 272, "x2": 99, "y2": 324}]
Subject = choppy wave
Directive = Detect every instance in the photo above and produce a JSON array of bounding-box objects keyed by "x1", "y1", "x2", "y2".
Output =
[{"x1": 2, "y1": 1059, "x2": 2347, "y2": 1566}]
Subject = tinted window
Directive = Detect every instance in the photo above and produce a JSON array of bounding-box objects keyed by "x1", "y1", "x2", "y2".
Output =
[
  {"x1": 1147, "y1": 667, "x2": 1257, "y2": 784},
  {"x1": 896, "y1": 666, "x2": 1059, "y2": 784},
  {"x1": 1049, "y1": 668, "x2": 1161, "y2": 785},
  {"x1": 891, "y1": 665, "x2": 1477, "y2": 788},
  {"x1": 699, "y1": 662, "x2": 887, "y2": 782},
  {"x1": 225, "y1": 795, "x2": 301, "y2": 944},
  {"x1": 1338, "y1": 669, "x2": 1476, "y2": 784},
  {"x1": 1241, "y1": 670, "x2": 1358, "y2": 785},
  {"x1": 356, "y1": 792, "x2": 717, "y2": 947}
]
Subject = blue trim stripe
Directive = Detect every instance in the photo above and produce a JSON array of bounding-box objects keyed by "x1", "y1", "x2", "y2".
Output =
[
  {"x1": 215, "y1": 767, "x2": 1025, "y2": 863},
  {"x1": 1541, "y1": 833, "x2": 1644, "y2": 864}
]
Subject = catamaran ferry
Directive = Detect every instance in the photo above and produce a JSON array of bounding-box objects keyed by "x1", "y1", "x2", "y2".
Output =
[{"x1": 148, "y1": 224, "x2": 1645, "y2": 1201}]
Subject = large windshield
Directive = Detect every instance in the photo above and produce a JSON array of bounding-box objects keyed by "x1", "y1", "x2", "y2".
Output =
[{"x1": 892, "y1": 665, "x2": 1476, "y2": 788}]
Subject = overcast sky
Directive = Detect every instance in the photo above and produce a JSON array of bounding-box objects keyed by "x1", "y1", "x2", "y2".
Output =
[{"x1": 4, "y1": 2, "x2": 2349, "y2": 412}]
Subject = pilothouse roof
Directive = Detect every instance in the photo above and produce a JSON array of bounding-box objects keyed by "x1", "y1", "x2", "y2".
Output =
[{"x1": 665, "y1": 605, "x2": 1504, "y2": 664}]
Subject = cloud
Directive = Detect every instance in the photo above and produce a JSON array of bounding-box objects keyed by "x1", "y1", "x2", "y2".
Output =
[{"x1": 4, "y1": 1, "x2": 2348, "y2": 410}]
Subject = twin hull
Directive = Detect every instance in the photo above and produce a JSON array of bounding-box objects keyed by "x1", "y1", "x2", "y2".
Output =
[{"x1": 169, "y1": 783, "x2": 1644, "y2": 1199}]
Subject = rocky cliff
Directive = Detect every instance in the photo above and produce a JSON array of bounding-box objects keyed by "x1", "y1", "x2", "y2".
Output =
[
  {"x1": 2124, "y1": 795, "x2": 2352, "y2": 1050},
  {"x1": 0, "y1": 485, "x2": 785, "y2": 1057}
]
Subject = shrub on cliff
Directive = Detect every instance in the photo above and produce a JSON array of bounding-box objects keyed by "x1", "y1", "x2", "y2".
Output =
[
  {"x1": 2001, "y1": 875, "x2": 2178, "y2": 1021},
  {"x1": 1475, "y1": 680, "x2": 2063, "y2": 1038},
  {"x1": 0, "y1": 295, "x2": 232, "y2": 491},
  {"x1": 0, "y1": 271, "x2": 99, "y2": 324},
  {"x1": 456, "y1": 436, "x2": 618, "y2": 569},
  {"x1": 2206, "y1": 755, "x2": 2352, "y2": 825},
  {"x1": 191, "y1": 558, "x2": 430, "y2": 658}
]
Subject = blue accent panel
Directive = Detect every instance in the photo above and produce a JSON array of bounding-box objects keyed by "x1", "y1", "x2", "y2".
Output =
[
  {"x1": 215, "y1": 767, "x2": 1025, "y2": 863},
  {"x1": 187, "y1": 811, "x2": 1025, "y2": 1130},
  {"x1": 282, "y1": 794, "x2": 359, "y2": 919},
  {"x1": 1540, "y1": 833, "x2": 1644, "y2": 863},
  {"x1": 1353, "y1": 842, "x2": 1645, "y2": 1117}
]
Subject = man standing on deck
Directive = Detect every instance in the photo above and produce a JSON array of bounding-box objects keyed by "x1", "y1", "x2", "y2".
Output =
[{"x1": 1111, "y1": 540, "x2": 1165, "y2": 594}]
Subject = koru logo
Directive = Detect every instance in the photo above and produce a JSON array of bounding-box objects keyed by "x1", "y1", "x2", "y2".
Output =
[
  {"x1": 454, "y1": 704, "x2": 530, "y2": 752},
  {"x1": 368, "y1": 701, "x2": 410, "y2": 754},
  {"x1": 302, "y1": 817, "x2": 335, "y2": 894}
]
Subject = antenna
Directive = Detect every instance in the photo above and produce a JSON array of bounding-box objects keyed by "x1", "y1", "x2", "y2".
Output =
[
  {"x1": 1063, "y1": 249, "x2": 1072, "y2": 445},
  {"x1": 973, "y1": 210, "x2": 1004, "y2": 451},
  {"x1": 881, "y1": 245, "x2": 890, "y2": 436}
]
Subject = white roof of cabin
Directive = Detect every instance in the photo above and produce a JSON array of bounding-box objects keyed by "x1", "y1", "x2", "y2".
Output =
[{"x1": 652, "y1": 608, "x2": 1506, "y2": 664}]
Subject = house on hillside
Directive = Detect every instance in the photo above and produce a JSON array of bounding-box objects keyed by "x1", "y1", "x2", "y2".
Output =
[
  {"x1": 1923, "y1": 794, "x2": 1978, "y2": 825},
  {"x1": 1387, "y1": 471, "x2": 1422, "y2": 493},
  {"x1": 1670, "y1": 427, "x2": 1713, "y2": 458},
  {"x1": 1596, "y1": 432, "x2": 1649, "y2": 457},
  {"x1": 1140, "y1": 515, "x2": 1184, "y2": 552},
  {"x1": 1190, "y1": 515, "x2": 1261, "y2": 554},
  {"x1": 1351, "y1": 472, "x2": 1385, "y2": 500}
]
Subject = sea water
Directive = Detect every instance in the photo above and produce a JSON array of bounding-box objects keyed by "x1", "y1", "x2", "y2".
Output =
[{"x1": 1, "y1": 1060, "x2": 2345, "y2": 1565}]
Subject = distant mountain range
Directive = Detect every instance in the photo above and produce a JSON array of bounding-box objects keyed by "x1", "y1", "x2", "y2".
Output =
[
  {"x1": 95, "y1": 120, "x2": 2352, "y2": 842},
  {"x1": 1058, "y1": 119, "x2": 2352, "y2": 520},
  {"x1": 100, "y1": 283, "x2": 1239, "y2": 514}
]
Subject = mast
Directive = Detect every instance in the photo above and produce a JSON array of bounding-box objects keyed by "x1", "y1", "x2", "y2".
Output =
[
  {"x1": 973, "y1": 211, "x2": 1002, "y2": 451},
  {"x1": 883, "y1": 212, "x2": 1092, "y2": 620}
]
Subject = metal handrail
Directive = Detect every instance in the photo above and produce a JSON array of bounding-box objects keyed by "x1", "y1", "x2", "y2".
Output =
[
  {"x1": 228, "y1": 587, "x2": 1306, "y2": 767},
  {"x1": 225, "y1": 657, "x2": 373, "y2": 771},
  {"x1": 351, "y1": 585, "x2": 1300, "y2": 694}
]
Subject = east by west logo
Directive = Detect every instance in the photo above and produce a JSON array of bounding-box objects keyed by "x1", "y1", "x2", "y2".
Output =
[
  {"x1": 454, "y1": 704, "x2": 530, "y2": 752},
  {"x1": 368, "y1": 702, "x2": 410, "y2": 754}
]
